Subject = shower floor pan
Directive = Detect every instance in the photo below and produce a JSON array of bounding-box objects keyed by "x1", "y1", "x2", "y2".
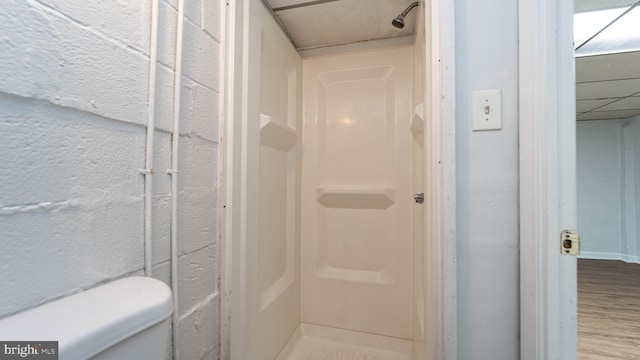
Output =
[{"x1": 275, "y1": 323, "x2": 412, "y2": 360}]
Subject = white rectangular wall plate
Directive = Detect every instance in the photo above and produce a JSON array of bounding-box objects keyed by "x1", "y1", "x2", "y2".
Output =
[{"x1": 472, "y1": 89, "x2": 502, "y2": 131}]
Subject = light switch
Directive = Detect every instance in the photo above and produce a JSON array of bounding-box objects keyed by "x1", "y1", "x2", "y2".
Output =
[{"x1": 472, "y1": 89, "x2": 501, "y2": 131}]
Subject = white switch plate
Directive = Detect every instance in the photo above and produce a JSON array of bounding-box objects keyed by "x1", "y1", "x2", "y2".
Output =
[{"x1": 472, "y1": 89, "x2": 501, "y2": 131}]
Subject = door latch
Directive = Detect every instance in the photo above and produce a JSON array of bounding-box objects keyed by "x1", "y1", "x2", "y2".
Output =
[
  {"x1": 414, "y1": 193, "x2": 424, "y2": 204},
  {"x1": 561, "y1": 230, "x2": 580, "y2": 256}
]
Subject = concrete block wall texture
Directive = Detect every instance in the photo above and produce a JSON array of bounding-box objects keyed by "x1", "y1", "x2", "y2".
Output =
[
  {"x1": 577, "y1": 117, "x2": 640, "y2": 262},
  {"x1": 0, "y1": 0, "x2": 222, "y2": 359}
]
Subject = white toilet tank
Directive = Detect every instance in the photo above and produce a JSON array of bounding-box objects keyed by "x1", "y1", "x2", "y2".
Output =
[{"x1": 0, "y1": 277, "x2": 173, "y2": 360}]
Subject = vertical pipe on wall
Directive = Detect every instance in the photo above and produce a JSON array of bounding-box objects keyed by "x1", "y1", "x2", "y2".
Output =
[
  {"x1": 143, "y1": 0, "x2": 161, "y2": 277},
  {"x1": 169, "y1": 0, "x2": 185, "y2": 358}
]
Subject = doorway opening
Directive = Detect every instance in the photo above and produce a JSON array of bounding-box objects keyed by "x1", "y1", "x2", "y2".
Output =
[
  {"x1": 574, "y1": 1, "x2": 640, "y2": 357},
  {"x1": 221, "y1": 1, "x2": 454, "y2": 359}
]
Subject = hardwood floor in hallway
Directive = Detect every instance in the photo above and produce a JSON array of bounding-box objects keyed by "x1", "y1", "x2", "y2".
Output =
[{"x1": 578, "y1": 259, "x2": 640, "y2": 359}]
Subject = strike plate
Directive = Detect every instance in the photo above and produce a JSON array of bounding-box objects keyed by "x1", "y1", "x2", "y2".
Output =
[{"x1": 561, "y1": 230, "x2": 580, "y2": 256}]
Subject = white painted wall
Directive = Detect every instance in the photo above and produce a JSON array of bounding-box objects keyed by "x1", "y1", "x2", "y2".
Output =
[
  {"x1": 0, "y1": 1, "x2": 222, "y2": 359},
  {"x1": 577, "y1": 117, "x2": 640, "y2": 263},
  {"x1": 577, "y1": 120, "x2": 622, "y2": 257},
  {"x1": 454, "y1": 0, "x2": 520, "y2": 358}
]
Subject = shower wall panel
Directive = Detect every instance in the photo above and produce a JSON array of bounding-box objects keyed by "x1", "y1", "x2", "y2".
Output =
[
  {"x1": 302, "y1": 47, "x2": 414, "y2": 339},
  {"x1": 235, "y1": 1, "x2": 302, "y2": 359}
]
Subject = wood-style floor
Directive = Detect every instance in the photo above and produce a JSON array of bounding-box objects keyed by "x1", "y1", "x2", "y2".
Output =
[{"x1": 578, "y1": 259, "x2": 640, "y2": 359}]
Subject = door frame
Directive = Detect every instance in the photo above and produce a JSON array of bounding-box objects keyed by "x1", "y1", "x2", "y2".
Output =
[
  {"x1": 220, "y1": 0, "x2": 458, "y2": 359},
  {"x1": 219, "y1": 0, "x2": 243, "y2": 359},
  {"x1": 518, "y1": 0, "x2": 577, "y2": 359},
  {"x1": 432, "y1": 1, "x2": 458, "y2": 359}
]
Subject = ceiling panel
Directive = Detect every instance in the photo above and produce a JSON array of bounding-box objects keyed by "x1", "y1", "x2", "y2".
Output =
[
  {"x1": 596, "y1": 95, "x2": 640, "y2": 111},
  {"x1": 575, "y1": 0, "x2": 635, "y2": 13},
  {"x1": 576, "y1": 78, "x2": 640, "y2": 100},
  {"x1": 272, "y1": 0, "x2": 416, "y2": 50},
  {"x1": 574, "y1": 7, "x2": 627, "y2": 48},
  {"x1": 577, "y1": 109, "x2": 640, "y2": 120},
  {"x1": 576, "y1": 7, "x2": 640, "y2": 57},
  {"x1": 576, "y1": 98, "x2": 619, "y2": 112},
  {"x1": 576, "y1": 51, "x2": 640, "y2": 83},
  {"x1": 266, "y1": 0, "x2": 319, "y2": 9}
]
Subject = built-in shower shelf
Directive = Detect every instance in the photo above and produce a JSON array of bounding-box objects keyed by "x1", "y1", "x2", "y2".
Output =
[
  {"x1": 316, "y1": 186, "x2": 395, "y2": 209},
  {"x1": 260, "y1": 114, "x2": 296, "y2": 151},
  {"x1": 411, "y1": 103, "x2": 425, "y2": 139}
]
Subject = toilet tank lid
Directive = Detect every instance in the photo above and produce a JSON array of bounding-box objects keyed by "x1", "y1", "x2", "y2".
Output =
[{"x1": 0, "y1": 277, "x2": 173, "y2": 359}]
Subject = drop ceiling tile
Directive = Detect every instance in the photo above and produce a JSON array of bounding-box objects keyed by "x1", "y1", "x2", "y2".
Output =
[
  {"x1": 575, "y1": 7, "x2": 640, "y2": 57},
  {"x1": 576, "y1": 98, "x2": 619, "y2": 112},
  {"x1": 576, "y1": 51, "x2": 640, "y2": 83},
  {"x1": 576, "y1": 78, "x2": 640, "y2": 100},
  {"x1": 575, "y1": 0, "x2": 635, "y2": 13},
  {"x1": 577, "y1": 109, "x2": 640, "y2": 120},
  {"x1": 275, "y1": 0, "x2": 416, "y2": 49},
  {"x1": 266, "y1": 0, "x2": 319, "y2": 9},
  {"x1": 574, "y1": 7, "x2": 627, "y2": 48},
  {"x1": 597, "y1": 95, "x2": 640, "y2": 111}
]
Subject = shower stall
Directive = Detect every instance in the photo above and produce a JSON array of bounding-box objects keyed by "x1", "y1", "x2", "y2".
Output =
[{"x1": 222, "y1": 1, "x2": 444, "y2": 359}]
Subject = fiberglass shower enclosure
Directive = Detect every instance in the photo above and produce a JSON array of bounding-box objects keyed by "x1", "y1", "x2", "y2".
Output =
[{"x1": 223, "y1": 1, "x2": 441, "y2": 359}]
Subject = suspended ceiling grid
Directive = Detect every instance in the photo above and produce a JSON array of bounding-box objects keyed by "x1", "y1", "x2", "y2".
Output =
[
  {"x1": 576, "y1": 51, "x2": 640, "y2": 121},
  {"x1": 575, "y1": 0, "x2": 640, "y2": 121}
]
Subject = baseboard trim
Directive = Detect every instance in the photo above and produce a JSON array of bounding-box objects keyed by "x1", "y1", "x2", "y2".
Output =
[{"x1": 579, "y1": 251, "x2": 640, "y2": 264}]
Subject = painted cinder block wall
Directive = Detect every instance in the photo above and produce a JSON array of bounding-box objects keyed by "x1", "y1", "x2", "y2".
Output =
[
  {"x1": 0, "y1": 1, "x2": 221, "y2": 359},
  {"x1": 577, "y1": 116, "x2": 640, "y2": 262}
]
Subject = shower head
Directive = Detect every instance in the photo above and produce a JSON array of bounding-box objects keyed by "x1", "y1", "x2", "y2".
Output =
[
  {"x1": 391, "y1": 2, "x2": 421, "y2": 29},
  {"x1": 391, "y1": 15, "x2": 406, "y2": 29}
]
